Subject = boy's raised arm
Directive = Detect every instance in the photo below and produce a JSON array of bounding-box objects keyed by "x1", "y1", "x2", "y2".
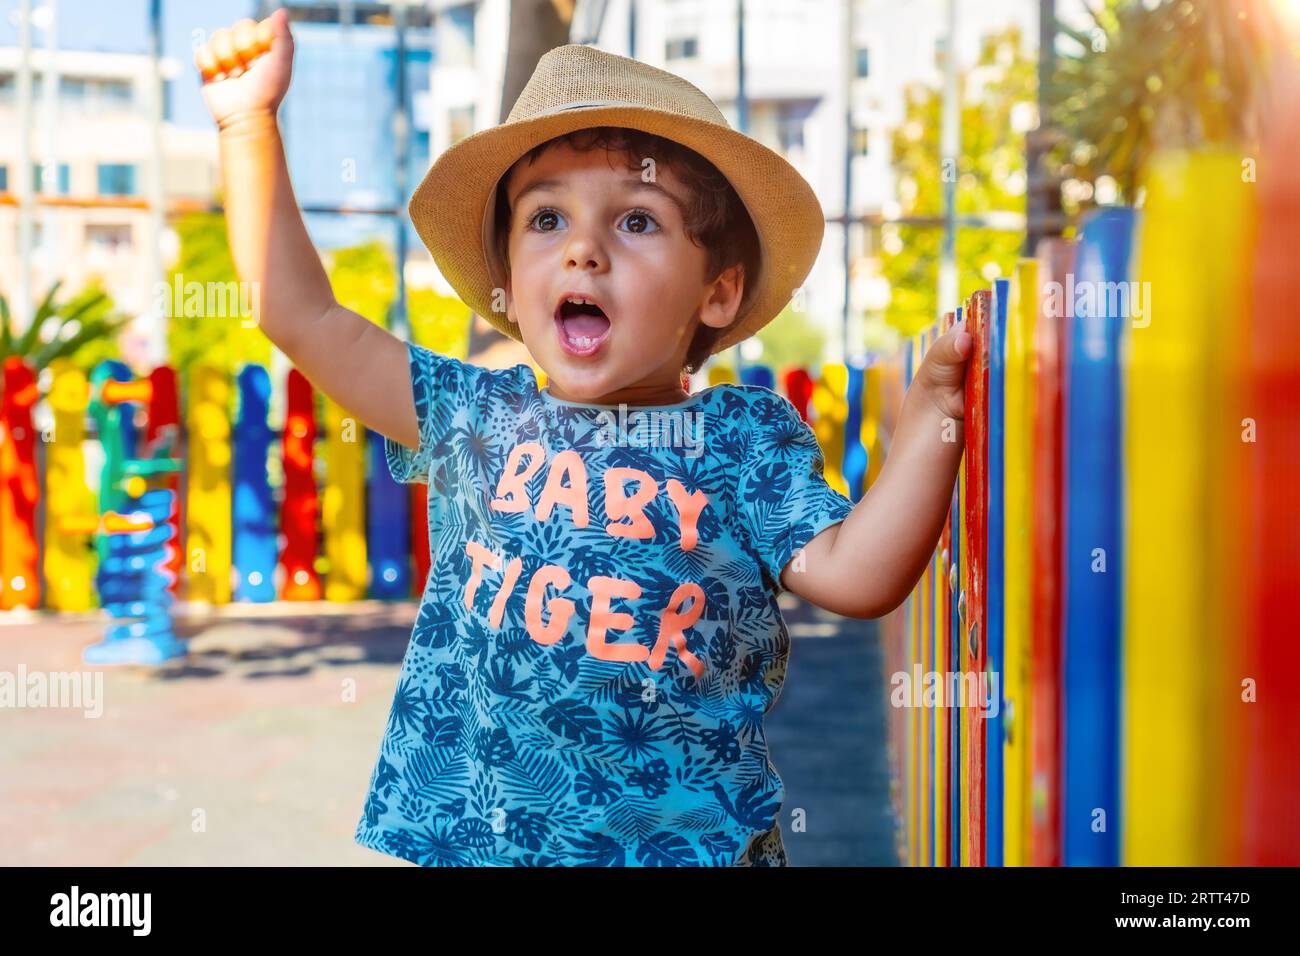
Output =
[
  {"x1": 781, "y1": 325, "x2": 973, "y2": 618},
  {"x1": 195, "y1": 9, "x2": 419, "y2": 450}
]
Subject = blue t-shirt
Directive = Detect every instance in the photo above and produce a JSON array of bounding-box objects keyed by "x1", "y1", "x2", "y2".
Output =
[{"x1": 354, "y1": 341, "x2": 854, "y2": 866}]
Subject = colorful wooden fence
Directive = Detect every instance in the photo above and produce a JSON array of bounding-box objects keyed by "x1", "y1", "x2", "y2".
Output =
[
  {"x1": 0, "y1": 351, "x2": 899, "y2": 620},
  {"x1": 885, "y1": 139, "x2": 1300, "y2": 866}
]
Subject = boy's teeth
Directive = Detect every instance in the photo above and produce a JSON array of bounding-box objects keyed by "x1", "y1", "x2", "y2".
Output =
[{"x1": 559, "y1": 307, "x2": 610, "y2": 348}]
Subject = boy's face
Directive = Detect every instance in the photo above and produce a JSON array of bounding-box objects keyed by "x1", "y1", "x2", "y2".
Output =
[{"x1": 501, "y1": 140, "x2": 743, "y2": 405}]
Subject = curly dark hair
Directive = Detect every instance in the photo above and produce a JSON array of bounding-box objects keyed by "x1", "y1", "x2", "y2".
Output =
[{"x1": 492, "y1": 126, "x2": 761, "y2": 375}]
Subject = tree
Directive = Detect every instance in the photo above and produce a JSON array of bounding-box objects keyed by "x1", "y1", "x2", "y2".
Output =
[
  {"x1": 743, "y1": 303, "x2": 827, "y2": 374},
  {"x1": 1049, "y1": 0, "x2": 1281, "y2": 208},
  {"x1": 327, "y1": 238, "x2": 470, "y2": 357},
  {"x1": 880, "y1": 27, "x2": 1035, "y2": 336},
  {"x1": 327, "y1": 239, "x2": 395, "y2": 328},
  {"x1": 0, "y1": 280, "x2": 129, "y2": 376},
  {"x1": 166, "y1": 210, "x2": 270, "y2": 377}
]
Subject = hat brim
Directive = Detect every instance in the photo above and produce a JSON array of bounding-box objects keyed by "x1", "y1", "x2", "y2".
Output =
[{"x1": 407, "y1": 104, "x2": 826, "y2": 356}]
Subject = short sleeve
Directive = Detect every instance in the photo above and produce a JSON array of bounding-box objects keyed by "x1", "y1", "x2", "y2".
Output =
[
  {"x1": 384, "y1": 341, "x2": 471, "y2": 484},
  {"x1": 735, "y1": 389, "x2": 855, "y2": 591}
]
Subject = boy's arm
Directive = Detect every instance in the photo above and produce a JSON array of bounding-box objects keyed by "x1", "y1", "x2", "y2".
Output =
[
  {"x1": 216, "y1": 111, "x2": 419, "y2": 449},
  {"x1": 780, "y1": 326, "x2": 972, "y2": 618},
  {"x1": 196, "y1": 10, "x2": 419, "y2": 450}
]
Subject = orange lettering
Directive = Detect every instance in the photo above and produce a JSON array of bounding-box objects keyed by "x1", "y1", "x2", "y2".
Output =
[
  {"x1": 665, "y1": 480, "x2": 709, "y2": 551},
  {"x1": 587, "y1": 575, "x2": 648, "y2": 664},
  {"x1": 463, "y1": 540, "x2": 501, "y2": 611},
  {"x1": 649, "y1": 582, "x2": 706, "y2": 676},
  {"x1": 605, "y1": 467, "x2": 657, "y2": 540},
  {"x1": 536, "y1": 449, "x2": 589, "y2": 527},
  {"x1": 491, "y1": 442, "x2": 545, "y2": 513},
  {"x1": 525, "y1": 564, "x2": 574, "y2": 645},
  {"x1": 489, "y1": 556, "x2": 523, "y2": 628}
]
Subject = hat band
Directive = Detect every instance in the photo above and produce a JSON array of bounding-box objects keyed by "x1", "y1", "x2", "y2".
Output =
[{"x1": 519, "y1": 98, "x2": 643, "y2": 120}]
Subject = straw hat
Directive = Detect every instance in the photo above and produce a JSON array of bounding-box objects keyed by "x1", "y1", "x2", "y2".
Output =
[{"x1": 408, "y1": 44, "x2": 826, "y2": 355}]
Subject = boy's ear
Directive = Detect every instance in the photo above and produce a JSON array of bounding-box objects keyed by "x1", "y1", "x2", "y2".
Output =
[
  {"x1": 503, "y1": 274, "x2": 518, "y2": 325},
  {"x1": 698, "y1": 262, "x2": 744, "y2": 331}
]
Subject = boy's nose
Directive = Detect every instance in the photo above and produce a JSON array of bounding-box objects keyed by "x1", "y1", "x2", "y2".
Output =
[{"x1": 562, "y1": 229, "x2": 608, "y2": 273}]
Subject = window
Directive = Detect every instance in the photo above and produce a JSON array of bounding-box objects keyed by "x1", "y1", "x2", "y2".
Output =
[
  {"x1": 778, "y1": 113, "x2": 804, "y2": 154},
  {"x1": 665, "y1": 36, "x2": 698, "y2": 60},
  {"x1": 100, "y1": 79, "x2": 132, "y2": 108},
  {"x1": 85, "y1": 223, "x2": 132, "y2": 253},
  {"x1": 61, "y1": 77, "x2": 88, "y2": 101},
  {"x1": 32, "y1": 162, "x2": 70, "y2": 195},
  {"x1": 776, "y1": 100, "x2": 817, "y2": 157},
  {"x1": 0, "y1": 165, "x2": 7, "y2": 191},
  {"x1": 855, "y1": 47, "x2": 870, "y2": 78},
  {"x1": 59, "y1": 77, "x2": 134, "y2": 112},
  {"x1": 97, "y1": 163, "x2": 136, "y2": 196},
  {"x1": 852, "y1": 127, "x2": 870, "y2": 157},
  {"x1": 410, "y1": 128, "x2": 430, "y2": 172}
]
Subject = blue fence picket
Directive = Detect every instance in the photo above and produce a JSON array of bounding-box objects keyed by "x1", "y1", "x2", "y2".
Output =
[{"x1": 1062, "y1": 207, "x2": 1134, "y2": 866}]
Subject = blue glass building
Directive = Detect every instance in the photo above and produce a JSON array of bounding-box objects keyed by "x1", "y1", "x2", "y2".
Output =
[{"x1": 278, "y1": 13, "x2": 432, "y2": 254}]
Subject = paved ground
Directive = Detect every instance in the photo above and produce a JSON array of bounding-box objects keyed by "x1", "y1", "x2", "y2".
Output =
[{"x1": 0, "y1": 597, "x2": 899, "y2": 867}]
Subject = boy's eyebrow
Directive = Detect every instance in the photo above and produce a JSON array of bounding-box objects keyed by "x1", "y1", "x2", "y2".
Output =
[
  {"x1": 510, "y1": 177, "x2": 563, "y2": 206},
  {"x1": 621, "y1": 177, "x2": 688, "y2": 217},
  {"x1": 509, "y1": 175, "x2": 688, "y2": 217}
]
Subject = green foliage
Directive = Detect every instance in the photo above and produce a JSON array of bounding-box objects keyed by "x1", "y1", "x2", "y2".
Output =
[
  {"x1": 328, "y1": 239, "x2": 396, "y2": 327},
  {"x1": 326, "y1": 239, "x2": 470, "y2": 356},
  {"x1": 408, "y1": 286, "x2": 471, "y2": 358},
  {"x1": 881, "y1": 27, "x2": 1034, "y2": 336},
  {"x1": 751, "y1": 302, "x2": 827, "y2": 372},
  {"x1": 165, "y1": 212, "x2": 270, "y2": 376},
  {"x1": 0, "y1": 279, "x2": 130, "y2": 375},
  {"x1": 1050, "y1": 0, "x2": 1282, "y2": 204}
]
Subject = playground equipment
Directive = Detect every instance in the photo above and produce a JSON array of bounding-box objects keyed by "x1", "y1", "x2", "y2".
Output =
[
  {"x1": 0, "y1": 358, "x2": 40, "y2": 611},
  {"x1": 233, "y1": 365, "x2": 276, "y2": 602},
  {"x1": 0, "y1": 346, "x2": 893, "y2": 623},
  {"x1": 0, "y1": 227, "x2": 1293, "y2": 856},
  {"x1": 884, "y1": 135, "x2": 1300, "y2": 866},
  {"x1": 75, "y1": 365, "x2": 184, "y2": 664},
  {"x1": 1240, "y1": 73, "x2": 1300, "y2": 866}
]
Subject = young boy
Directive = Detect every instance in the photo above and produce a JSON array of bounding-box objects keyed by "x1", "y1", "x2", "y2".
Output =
[{"x1": 196, "y1": 9, "x2": 972, "y2": 866}]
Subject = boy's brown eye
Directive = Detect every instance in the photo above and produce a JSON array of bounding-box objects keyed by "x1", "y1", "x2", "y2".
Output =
[
  {"x1": 536, "y1": 211, "x2": 559, "y2": 231},
  {"x1": 621, "y1": 211, "x2": 658, "y2": 234}
]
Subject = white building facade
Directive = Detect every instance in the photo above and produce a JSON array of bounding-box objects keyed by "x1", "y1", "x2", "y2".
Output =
[
  {"x1": 424, "y1": 0, "x2": 1038, "y2": 364},
  {"x1": 0, "y1": 47, "x2": 218, "y2": 360}
]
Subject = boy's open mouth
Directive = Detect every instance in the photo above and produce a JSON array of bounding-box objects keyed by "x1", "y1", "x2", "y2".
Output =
[{"x1": 554, "y1": 294, "x2": 612, "y2": 356}]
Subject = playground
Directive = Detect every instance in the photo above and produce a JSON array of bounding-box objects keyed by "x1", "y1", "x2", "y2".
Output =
[
  {"x1": 2, "y1": 0, "x2": 1299, "y2": 870},
  {"x1": 0, "y1": 597, "x2": 897, "y2": 866}
]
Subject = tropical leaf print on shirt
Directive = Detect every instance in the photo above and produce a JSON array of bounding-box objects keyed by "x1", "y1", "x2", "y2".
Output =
[{"x1": 355, "y1": 342, "x2": 854, "y2": 866}]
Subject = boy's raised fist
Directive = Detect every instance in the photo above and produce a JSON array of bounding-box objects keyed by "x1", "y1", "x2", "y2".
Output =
[{"x1": 195, "y1": 7, "x2": 293, "y2": 128}]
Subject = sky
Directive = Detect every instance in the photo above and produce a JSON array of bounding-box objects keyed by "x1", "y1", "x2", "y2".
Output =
[{"x1": 2, "y1": 0, "x2": 258, "y2": 128}]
